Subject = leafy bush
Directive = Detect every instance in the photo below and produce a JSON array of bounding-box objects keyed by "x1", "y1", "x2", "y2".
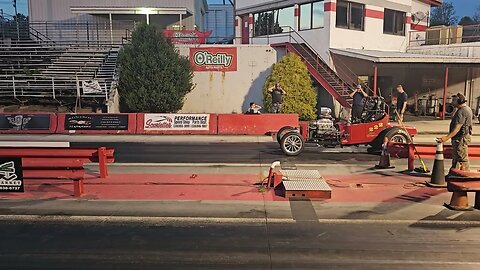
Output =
[
  {"x1": 263, "y1": 53, "x2": 317, "y2": 120},
  {"x1": 118, "y1": 23, "x2": 194, "y2": 112}
]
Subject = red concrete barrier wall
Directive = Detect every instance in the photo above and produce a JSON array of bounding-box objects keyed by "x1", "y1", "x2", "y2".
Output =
[
  {"x1": 137, "y1": 113, "x2": 217, "y2": 135},
  {"x1": 0, "y1": 113, "x2": 57, "y2": 134},
  {"x1": 56, "y1": 113, "x2": 137, "y2": 134},
  {"x1": 217, "y1": 114, "x2": 299, "y2": 135}
]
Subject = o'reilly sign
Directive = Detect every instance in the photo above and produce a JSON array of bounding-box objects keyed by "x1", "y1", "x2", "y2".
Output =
[{"x1": 190, "y1": 47, "x2": 237, "y2": 72}]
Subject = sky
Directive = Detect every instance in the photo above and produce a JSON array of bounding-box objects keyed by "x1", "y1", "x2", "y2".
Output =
[{"x1": 0, "y1": 0, "x2": 478, "y2": 20}]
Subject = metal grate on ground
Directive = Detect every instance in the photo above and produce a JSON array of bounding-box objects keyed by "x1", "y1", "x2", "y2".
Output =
[{"x1": 280, "y1": 170, "x2": 323, "y2": 181}]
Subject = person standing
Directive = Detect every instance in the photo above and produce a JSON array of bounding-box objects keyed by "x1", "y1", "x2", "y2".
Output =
[
  {"x1": 349, "y1": 84, "x2": 368, "y2": 120},
  {"x1": 396, "y1": 85, "x2": 408, "y2": 122},
  {"x1": 268, "y1": 83, "x2": 286, "y2": 113},
  {"x1": 438, "y1": 93, "x2": 473, "y2": 170}
]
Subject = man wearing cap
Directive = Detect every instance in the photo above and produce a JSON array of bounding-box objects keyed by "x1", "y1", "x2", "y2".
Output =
[
  {"x1": 438, "y1": 93, "x2": 473, "y2": 170},
  {"x1": 349, "y1": 84, "x2": 368, "y2": 121}
]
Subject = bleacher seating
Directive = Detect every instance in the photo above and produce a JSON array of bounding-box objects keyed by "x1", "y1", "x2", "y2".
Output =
[
  {"x1": 0, "y1": 21, "x2": 128, "y2": 107},
  {"x1": 0, "y1": 43, "x2": 120, "y2": 100}
]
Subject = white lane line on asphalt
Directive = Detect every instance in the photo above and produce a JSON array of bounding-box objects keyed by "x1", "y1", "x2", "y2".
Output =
[
  {"x1": 0, "y1": 141, "x2": 70, "y2": 147},
  {"x1": 1, "y1": 215, "x2": 480, "y2": 226}
]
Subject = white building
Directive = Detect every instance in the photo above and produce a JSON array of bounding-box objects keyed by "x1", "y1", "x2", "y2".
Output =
[
  {"x1": 235, "y1": 0, "x2": 480, "y2": 117},
  {"x1": 235, "y1": 0, "x2": 435, "y2": 61},
  {"x1": 28, "y1": 0, "x2": 208, "y2": 35}
]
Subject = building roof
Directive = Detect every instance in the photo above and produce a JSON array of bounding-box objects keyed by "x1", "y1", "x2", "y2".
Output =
[
  {"x1": 71, "y1": 6, "x2": 192, "y2": 15},
  {"x1": 420, "y1": 0, "x2": 442, "y2": 7},
  {"x1": 330, "y1": 48, "x2": 480, "y2": 64}
]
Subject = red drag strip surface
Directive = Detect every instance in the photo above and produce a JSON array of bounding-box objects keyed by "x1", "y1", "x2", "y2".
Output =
[{"x1": 1, "y1": 173, "x2": 447, "y2": 203}]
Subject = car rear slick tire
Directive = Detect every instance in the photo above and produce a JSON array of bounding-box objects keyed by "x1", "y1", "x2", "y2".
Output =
[{"x1": 277, "y1": 126, "x2": 295, "y2": 144}]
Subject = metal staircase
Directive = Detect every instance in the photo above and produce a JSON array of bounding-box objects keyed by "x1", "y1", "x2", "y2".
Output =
[{"x1": 270, "y1": 27, "x2": 372, "y2": 109}]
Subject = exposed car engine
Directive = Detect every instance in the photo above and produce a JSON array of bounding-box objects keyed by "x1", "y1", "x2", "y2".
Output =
[{"x1": 308, "y1": 107, "x2": 341, "y2": 146}]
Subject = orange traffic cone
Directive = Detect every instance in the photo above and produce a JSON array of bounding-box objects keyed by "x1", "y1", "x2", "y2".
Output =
[
  {"x1": 426, "y1": 142, "x2": 447, "y2": 187},
  {"x1": 375, "y1": 137, "x2": 394, "y2": 169}
]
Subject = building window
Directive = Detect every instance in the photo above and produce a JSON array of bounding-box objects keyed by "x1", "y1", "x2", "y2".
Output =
[
  {"x1": 336, "y1": 0, "x2": 364, "y2": 31},
  {"x1": 383, "y1": 9, "x2": 406, "y2": 36},
  {"x1": 276, "y1": 6, "x2": 295, "y2": 31},
  {"x1": 254, "y1": 6, "x2": 295, "y2": 36},
  {"x1": 299, "y1": 1, "x2": 324, "y2": 31}
]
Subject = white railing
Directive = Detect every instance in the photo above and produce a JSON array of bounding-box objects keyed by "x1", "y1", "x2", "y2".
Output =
[{"x1": 0, "y1": 75, "x2": 112, "y2": 101}]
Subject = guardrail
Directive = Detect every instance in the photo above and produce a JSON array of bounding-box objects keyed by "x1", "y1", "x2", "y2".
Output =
[
  {"x1": 0, "y1": 113, "x2": 299, "y2": 136},
  {"x1": 0, "y1": 146, "x2": 114, "y2": 197},
  {"x1": 387, "y1": 142, "x2": 480, "y2": 171}
]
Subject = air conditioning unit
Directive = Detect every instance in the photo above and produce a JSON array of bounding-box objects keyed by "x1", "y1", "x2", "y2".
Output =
[
  {"x1": 426, "y1": 25, "x2": 463, "y2": 45},
  {"x1": 426, "y1": 26, "x2": 449, "y2": 45},
  {"x1": 449, "y1": 25, "x2": 463, "y2": 44}
]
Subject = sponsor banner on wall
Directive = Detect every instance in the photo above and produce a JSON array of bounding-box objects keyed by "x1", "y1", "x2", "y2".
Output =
[
  {"x1": 0, "y1": 158, "x2": 24, "y2": 193},
  {"x1": 65, "y1": 114, "x2": 129, "y2": 130},
  {"x1": 144, "y1": 114, "x2": 209, "y2": 131},
  {"x1": 190, "y1": 47, "x2": 237, "y2": 72},
  {"x1": 163, "y1": 30, "x2": 212, "y2": 44},
  {"x1": 0, "y1": 114, "x2": 51, "y2": 130}
]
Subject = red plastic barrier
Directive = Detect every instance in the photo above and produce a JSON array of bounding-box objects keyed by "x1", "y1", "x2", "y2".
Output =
[
  {"x1": 137, "y1": 113, "x2": 218, "y2": 135},
  {"x1": 0, "y1": 147, "x2": 114, "y2": 197},
  {"x1": 0, "y1": 113, "x2": 57, "y2": 134},
  {"x1": 56, "y1": 113, "x2": 137, "y2": 134},
  {"x1": 217, "y1": 114, "x2": 299, "y2": 135},
  {"x1": 387, "y1": 143, "x2": 480, "y2": 160}
]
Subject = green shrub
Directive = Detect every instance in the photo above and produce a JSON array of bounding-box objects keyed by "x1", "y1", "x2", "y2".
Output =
[
  {"x1": 263, "y1": 53, "x2": 317, "y2": 120},
  {"x1": 118, "y1": 23, "x2": 194, "y2": 112}
]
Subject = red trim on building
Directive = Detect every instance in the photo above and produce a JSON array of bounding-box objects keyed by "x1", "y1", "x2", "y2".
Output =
[
  {"x1": 248, "y1": 16, "x2": 253, "y2": 24},
  {"x1": 411, "y1": 24, "x2": 428, "y2": 31},
  {"x1": 365, "y1": 9, "x2": 384, "y2": 19},
  {"x1": 324, "y1": 2, "x2": 336, "y2": 12},
  {"x1": 406, "y1": 16, "x2": 411, "y2": 24},
  {"x1": 419, "y1": 0, "x2": 442, "y2": 7},
  {"x1": 235, "y1": 18, "x2": 238, "y2": 27},
  {"x1": 294, "y1": 6, "x2": 299, "y2": 16}
]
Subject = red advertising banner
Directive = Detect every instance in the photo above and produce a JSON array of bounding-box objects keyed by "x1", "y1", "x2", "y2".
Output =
[
  {"x1": 190, "y1": 47, "x2": 238, "y2": 72},
  {"x1": 163, "y1": 30, "x2": 212, "y2": 44}
]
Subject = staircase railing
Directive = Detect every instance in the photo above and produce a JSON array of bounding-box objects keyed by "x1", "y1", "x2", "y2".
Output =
[
  {"x1": 262, "y1": 26, "x2": 374, "y2": 96},
  {"x1": 328, "y1": 50, "x2": 375, "y2": 95},
  {"x1": 29, "y1": 25, "x2": 55, "y2": 44},
  {"x1": 281, "y1": 27, "x2": 350, "y2": 91}
]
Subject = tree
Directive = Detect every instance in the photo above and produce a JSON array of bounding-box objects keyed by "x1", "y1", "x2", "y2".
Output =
[
  {"x1": 263, "y1": 53, "x2": 317, "y2": 120},
  {"x1": 254, "y1": 12, "x2": 282, "y2": 36},
  {"x1": 117, "y1": 23, "x2": 194, "y2": 112},
  {"x1": 0, "y1": 13, "x2": 29, "y2": 40},
  {"x1": 430, "y1": 1, "x2": 458, "y2": 26},
  {"x1": 458, "y1": 16, "x2": 476, "y2": 26},
  {"x1": 474, "y1": 5, "x2": 480, "y2": 23}
]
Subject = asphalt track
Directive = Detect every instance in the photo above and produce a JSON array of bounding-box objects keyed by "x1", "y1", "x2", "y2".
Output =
[
  {"x1": 71, "y1": 141, "x2": 378, "y2": 164},
  {"x1": 1, "y1": 217, "x2": 479, "y2": 270}
]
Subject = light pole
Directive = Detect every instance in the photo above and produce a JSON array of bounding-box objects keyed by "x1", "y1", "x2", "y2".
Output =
[
  {"x1": 13, "y1": 0, "x2": 19, "y2": 40},
  {"x1": 0, "y1": 9, "x2": 5, "y2": 40}
]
